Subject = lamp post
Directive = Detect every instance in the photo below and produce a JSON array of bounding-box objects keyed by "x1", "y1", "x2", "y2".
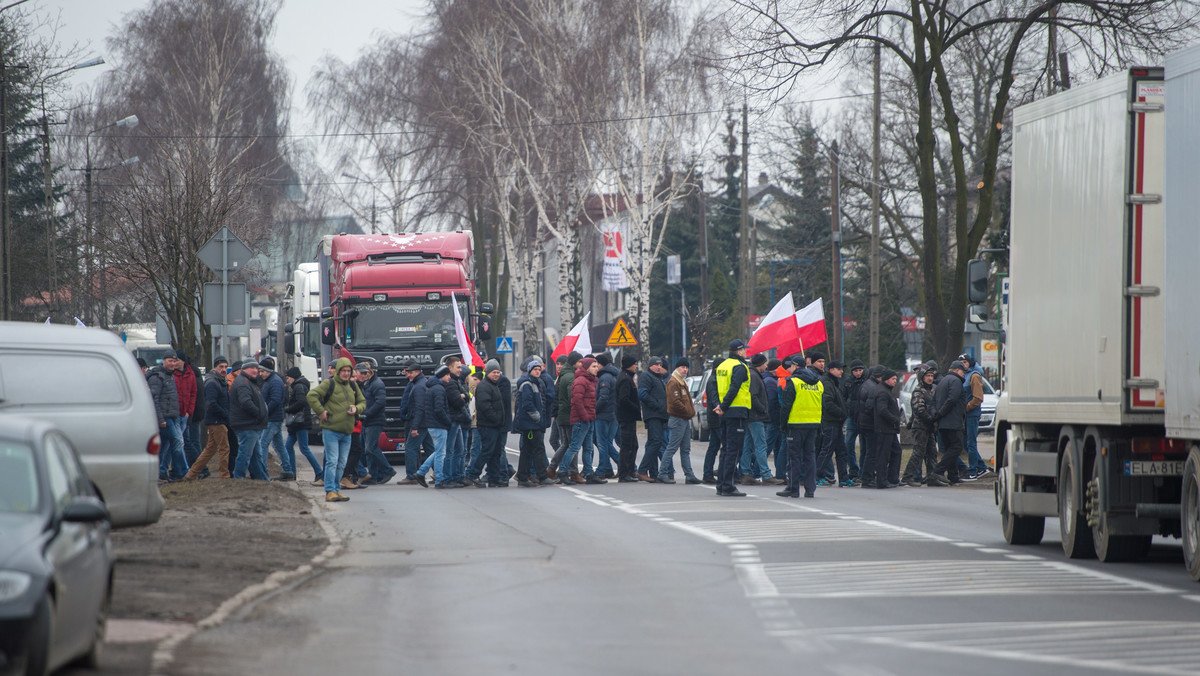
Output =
[
  {"x1": 84, "y1": 114, "x2": 138, "y2": 326},
  {"x1": 38, "y1": 57, "x2": 105, "y2": 317},
  {"x1": 341, "y1": 172, "x2": 377, "y2": 234}
]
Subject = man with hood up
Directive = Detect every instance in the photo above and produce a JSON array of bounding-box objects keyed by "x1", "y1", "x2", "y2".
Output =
[
  {"x1": 857, "y1": 365, "x2": 884, "y2": 488},
  {"x1": 307, "y1": 357, "x2": 366, "y2": 502}
]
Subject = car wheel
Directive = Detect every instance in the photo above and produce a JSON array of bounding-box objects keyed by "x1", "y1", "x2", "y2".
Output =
[
  {"x1": 24, "y1": 593, "x2": 53, "y2": 676},
  {"x1": 73, "y1": 578, "x2": 110, "y2": 669}
]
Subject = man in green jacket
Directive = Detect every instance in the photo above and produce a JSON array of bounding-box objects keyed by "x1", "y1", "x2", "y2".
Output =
[
  {"x1": 307, "y1": 357, "x2": 366, "y2": 503},
  {"x1": 548, "y1": 351, "x2": 583, "y2": 481}
]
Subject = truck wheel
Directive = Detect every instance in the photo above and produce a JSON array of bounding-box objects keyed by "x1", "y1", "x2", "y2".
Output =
[
  {"x1": 1058, "y1": 451, "x2": 1095, "y2": 559},
  {"x1": 999, "y1": 450, "x2": 1043, "y2": 545},
  {"x1": 1182, "y1": 447, "x2": 1200, "y2": 580},
  {"x1": 1090, "y1": 455, "x2": 1149, "y2": 562}
]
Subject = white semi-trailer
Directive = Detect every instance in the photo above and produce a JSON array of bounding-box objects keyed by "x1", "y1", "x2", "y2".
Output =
[{"x1": 992, "y1": 59, "x2": 1200, "y2": 575}]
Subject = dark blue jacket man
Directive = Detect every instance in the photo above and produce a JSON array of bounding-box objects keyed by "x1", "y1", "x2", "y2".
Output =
[
  {"x1": 398, "y1": 363, "x2": 431, "y2": 485},
  {"x1": 637, "y1": 357, "x2": 670, "y2": 480},
  {"x1": 260, "y1": 363, "x2": 286, "y2": 423}
]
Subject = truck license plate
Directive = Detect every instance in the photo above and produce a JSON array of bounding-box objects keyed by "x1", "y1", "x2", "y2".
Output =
[{"x1": 1124, "y1": 461, "x2": 1185, "y2": 476}]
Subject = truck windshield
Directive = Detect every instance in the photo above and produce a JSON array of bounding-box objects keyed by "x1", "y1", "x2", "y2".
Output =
[{"x1": 344, "y1": 300, "x2": 469, "y2": 348}]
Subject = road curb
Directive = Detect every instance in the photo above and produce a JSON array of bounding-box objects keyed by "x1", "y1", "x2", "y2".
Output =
[{"x1": 147, "y1": 485, "x2": 343, "y2": 676}]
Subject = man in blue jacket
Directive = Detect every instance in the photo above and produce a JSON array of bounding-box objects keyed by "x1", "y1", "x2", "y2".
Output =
[
  {"x1": 257, "y1": 357, "x2": 293, "y2": 481},
  {"x1": 183, "y1": 356, "x2": 231, "y2": 480},
  {"x1": 514, "y1": 358, "x2": 554, "y2": 486},
  {"x1": 593, "y1": 353, "x2": 621, "y2": 479},
  {"x1": 397, "y1": 362, "x2": 430, "y2": 486}
]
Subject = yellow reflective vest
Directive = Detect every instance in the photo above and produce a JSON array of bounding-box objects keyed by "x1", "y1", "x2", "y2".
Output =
[
  {"x1": 786, "y1": 376, "x2": 823, "y2": 425},
  {"x1": 715, "y1": 358, "x2": 751, "y2": 410}
]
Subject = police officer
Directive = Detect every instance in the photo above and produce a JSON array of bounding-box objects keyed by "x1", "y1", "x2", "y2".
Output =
[
  {"x1": 712, "y1": 340, "x2": 751, "y2": 497},
  {"x1": 777, "y1": 361, "x2": 823, "y2": 498}
]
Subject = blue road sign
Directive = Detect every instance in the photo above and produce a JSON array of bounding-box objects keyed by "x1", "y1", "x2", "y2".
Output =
[{"x1": 495, "y1": 337, "x2": 514, "y2": 354}]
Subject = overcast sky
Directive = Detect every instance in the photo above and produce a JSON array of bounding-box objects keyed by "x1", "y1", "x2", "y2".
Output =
[{"x1": 35, "y1": 0, "x2": 428, "y2": 134}]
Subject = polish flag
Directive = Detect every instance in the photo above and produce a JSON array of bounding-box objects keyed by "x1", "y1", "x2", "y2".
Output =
[
  {"x1": 451, "y1": 293, "x2": 485, "y2": 368},
  {"x1": 747, "y1": 293, "x2": 799, "y2": 356},
  {"x1": 550, "y1": 312, "x2": 593, "y2": 363},
  {"x1": 776, "y1": 298, "x2": 827, "y2": 357}
]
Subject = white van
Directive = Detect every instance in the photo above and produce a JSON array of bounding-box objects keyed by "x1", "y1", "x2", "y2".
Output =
[{"x1": 0, "y1": 322, "x2": 164, "y2": 528}]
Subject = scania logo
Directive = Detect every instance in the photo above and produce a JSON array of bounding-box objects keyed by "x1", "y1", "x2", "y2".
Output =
[{"x1": 382, "y1": 354, "x2": 434, "y2": 365}]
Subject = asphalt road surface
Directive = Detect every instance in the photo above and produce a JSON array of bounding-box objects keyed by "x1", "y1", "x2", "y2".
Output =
[{"x1": 171, "y1": 434, "x2": 1200, "y2": 676}]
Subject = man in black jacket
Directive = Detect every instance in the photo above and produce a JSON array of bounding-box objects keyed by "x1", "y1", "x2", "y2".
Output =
[
  {"x1": 283, "y1": 367, "x2": 323, "y2": 484},
  {"x1": 183, "y1": 357, "x2": 231, "y2": 481},
  {"x1": 701, "y1": 369, "x2": 723, "y2": 484},
  {"x1": 841, "y1": 360, "x2": 866, "y2": 483},
  {"x1": 857, "y1": 366, "x2": 883, "y2": 487},
  {"x1": 441, "y1": 356, "x2": 473, "y2": 487},
  {"x1": 815, "y1": 360, "x2": 851, "y2": 487},
  {"x1": 468, "y1": 360, "x2": 512, "y2": 487},
  {"x1": 356, "y1": 361, "x2": 396, "y2": 485},
  {"x1": 637, "y1": 357, "x2": 670, "y2": 481},
  {"x1": 713, "y1": 340, "x2": 751, "y2": 497},
  {"x1": 902, "y1": 364, "x2": 939, "y2": 486},
  {"x1": 873, "y1": 368, "x2": 902, "y2": 488},
  {"x1": 230, "y1": 361, "x2": 270, "y2": 480},
  {"x1": 615, "y1": 355, "x2": 643, "y2": 482},
  {"x1": 147, "y1": 361, "x2": 184, "y2": 482},
  {"x1": 930, "y1": 361, "x2": 968, "y2": 486},
  {"x1": 398, "y1": 363, "x2": 430, "y2": 486},
  {"x1": 739, "y1": 354, "x2": 779, "y2": 485}
]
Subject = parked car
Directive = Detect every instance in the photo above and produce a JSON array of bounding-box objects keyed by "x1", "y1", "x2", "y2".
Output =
[
  {"x1": 0, "y1": 322, "x2": 165, "y2": 528},
  {"x1": 0, "y1": 416, "x2": 113, "y2": 675},
  {"x1": 899, "y1": 370, "x2": 998, "y2": 432},
  {"x1": 690, "y1": 369, "x2": 714, "y2": 441}
]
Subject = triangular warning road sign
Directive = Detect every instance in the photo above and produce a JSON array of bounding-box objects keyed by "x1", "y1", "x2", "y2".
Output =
[{"x1": 606, "y1": 318, "x2": 638, "y2": 347}]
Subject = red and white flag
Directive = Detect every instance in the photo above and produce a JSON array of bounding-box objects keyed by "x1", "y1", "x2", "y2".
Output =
[
  {"x1": 776, "y1": 297, "x2": 827, "y2": 357},
  {"x1": 747, "y1": 293, "x2": 799, "y2": 356},
  {"x1": 550, "y1": 312, "x2": 593, "y2": 363},
  {"x1": 451, "y1": 293, "x2": 485, "y2": 368}
]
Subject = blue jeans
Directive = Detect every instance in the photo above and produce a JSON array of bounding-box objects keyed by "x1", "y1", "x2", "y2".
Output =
[
  {"x1": 560, "y1": 421, "x2": 595, "y2": 476},
  {"x1": 442, "y1": 423, "x2": 466, "y2": 482},
  {"x1": 844, "y1": 418, "x2": 862, "y2": 478},
  {"x1": 638, "y1": 418, "x2": 666, "y2": 476},
  {"x1": 321, "y1": 430, "x2": 352, "y2": 493},
  {"x1": 418, "y1": 428, "x2": 449, "y2": 481},
  {"x1": 593, "y1": 419, "x2": 619, "y2": 476},
  {"x1": 287, "y1": 427, "x2": 322, "y2": 479},
  {"x1": 158, "y1": 418, "x2": 186, "y2": 480},
  {"x1": 740, "y1": 421, "x2": 771, "y2": 479},
  {"x1": 184, "y1": 416, "x2": 201, "y2": 467},
  {"x1": 234, "y1": 428, "x2": 270, "y2": 480},
  {"x1": 360, "y1": 424, "x2": 394, "y2": 480},
  {"x1": 467, "y1": 428, "x2": 481, "y2": 468},
  {"x1": 259, "y1": 421, "x2": 291, "y2": 474},
  {"x1": 661, "y1": 416, "x2": 697, "y2": 480},
  {"x1": 959, "y1": 416, "x2": 986, "y2": 474}
]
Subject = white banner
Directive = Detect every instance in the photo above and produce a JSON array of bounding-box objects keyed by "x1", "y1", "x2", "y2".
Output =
[{"x1": 601, "y1": 217, "x2": 629, "y2": 291}]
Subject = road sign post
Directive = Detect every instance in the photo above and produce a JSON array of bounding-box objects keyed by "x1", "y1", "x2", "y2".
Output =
[{"x1": 198, "y1": 227, "x2": 253, "y2": 357}]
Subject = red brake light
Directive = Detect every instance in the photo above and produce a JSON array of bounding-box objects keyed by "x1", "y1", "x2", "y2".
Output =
[
  {"x1": 147, "y1": 434, "x2": 161, "y2": 456},
  {"x1": 1131, "y1": 438, "x2": 1186, "y2": 456},
  {"x1": 701, "y1": 392, "x2": 707, "y2": 405}
]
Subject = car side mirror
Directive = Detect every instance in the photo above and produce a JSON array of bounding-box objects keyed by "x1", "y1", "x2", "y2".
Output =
[
  {"x1": 968, "y1": 303, "x2": 989, "y2": 324},
  {"x1": 320, "y1": 307, "x2": 333, "y2": 319},
  {"x1": 62, "y1": 497, "x2": 110, "y2": 524},
  {"x1": 967, "y1": 259, "x2": 989, "y2": 304},
  {"x1": 321, "y1": 318, "x2": 337, "y2": 345},
  {"x1": 284, "y1": 330, "x2": 297, "y2": 355},
  {"x1": 478, "y1": 318, "x2": 492, "y2": 342},
  {"x1": 480, "y1": 302, "x2": 494, "y2": 315}
]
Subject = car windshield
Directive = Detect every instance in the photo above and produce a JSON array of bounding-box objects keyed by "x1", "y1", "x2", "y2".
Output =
[
  {"x1": 0, "y1": 442, "x2": 39, "y2": 514},
  {"x1": 344, "y1": 300, "x2": 469, "y2": 349}
]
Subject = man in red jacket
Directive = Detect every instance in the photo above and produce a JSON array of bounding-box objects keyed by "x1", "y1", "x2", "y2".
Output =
[
  {"x1": 556, "y1": 357, "x2": 607, "y2": 484},
  {"x1": 165, "y1": 352, "x2": 197, "y2": 480}
]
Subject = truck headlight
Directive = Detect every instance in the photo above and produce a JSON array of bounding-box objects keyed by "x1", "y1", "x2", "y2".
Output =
[{"x1": 0, "y1": 571, "x2": 32, "y2": 603}]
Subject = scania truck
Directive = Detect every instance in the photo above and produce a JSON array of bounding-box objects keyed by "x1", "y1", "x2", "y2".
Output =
[
  {"x1": 990, "y1": 50, "x2": 1200, "y2": 579},
  {"x1": 319, "y1": 232, "x2": 491, "y2": 455}
]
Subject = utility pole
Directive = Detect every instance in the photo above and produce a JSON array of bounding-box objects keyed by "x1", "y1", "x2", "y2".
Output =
[
  {"x1": 1046, "y1": 6, "x2": 1059, "y2": 96},
  {"x1": 697, "y1": 177, "x2": 709, "y2": 314},
  {"x1": 869, "y1": 43, "x2": 882, "y2": 365},
  {"x1": 737, "y1": 101, "x2": 752, "y2": 336},
  {"x1": 40, "y1": 88, "x2": 54, "y2": 314},
  {"x1": 0, "y1": 58, "x2": 9, "y2": 321},
  {"x1": 829, "y1": 141, "x2": 843, "y2": 362}
]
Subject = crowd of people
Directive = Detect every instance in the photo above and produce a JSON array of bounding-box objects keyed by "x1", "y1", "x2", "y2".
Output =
[{"x1": 137, "y1": 341, "x2": 994, "y2": 504}]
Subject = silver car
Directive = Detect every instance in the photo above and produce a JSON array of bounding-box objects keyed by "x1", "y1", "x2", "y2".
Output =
[{"x1": 0, "y1": 322, "x2": 164, "y2": 528}]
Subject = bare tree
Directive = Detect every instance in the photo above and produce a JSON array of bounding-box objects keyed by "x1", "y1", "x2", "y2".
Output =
[
  {"x1": 82, "y1": 0, "x2": 290, "y2": 361},
  {"x1": 727, "y1": 0, "x2": 1199, "y2": 364},
  {"x1": 583, "y1": 0, "x2": 719, "y2": 348}
]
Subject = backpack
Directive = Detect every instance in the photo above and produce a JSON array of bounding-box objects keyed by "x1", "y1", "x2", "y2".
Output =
[{"x1": 319, "y1": 378, "x2": 362, "y2": 407}]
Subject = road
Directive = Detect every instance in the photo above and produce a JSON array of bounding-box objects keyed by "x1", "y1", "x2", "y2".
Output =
[{"x1": 171, "y1": 434, "x2": 1200, "y2": 676}]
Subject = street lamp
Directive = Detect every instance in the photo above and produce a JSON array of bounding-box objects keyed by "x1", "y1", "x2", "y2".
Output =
[
  {"x1": 85, "y1": 114, "x2": 139, "y2": 327},
  {"x1": 341, "y1": 172, "x2": 377, "y2": 234},
  {"x1": 38, "y1": 57, "x2": 106, "y2": 317}
]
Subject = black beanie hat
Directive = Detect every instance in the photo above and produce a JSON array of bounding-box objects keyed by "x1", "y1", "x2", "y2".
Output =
[
  {"x1": 567, "y1": 351, "x2": 583, "y2": 366},
  {"x1": 849, "y1": 359, "x2": 866, "y2": 371},
  {"x1": 674, "y1": 357, "x2": 690, "y2": 370},
  {"x1": 285, "y1": 366, "x2": 302, "y2": 379},
  {"x1": 596, "y1": 352, "x2": 613, "y2": 366},
  {"x1": 750, "y1": 354, "x2": 767, "y2": 367},
  {"x1": 621, "y1": 355, "x2": 638, "y2": 369}
]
